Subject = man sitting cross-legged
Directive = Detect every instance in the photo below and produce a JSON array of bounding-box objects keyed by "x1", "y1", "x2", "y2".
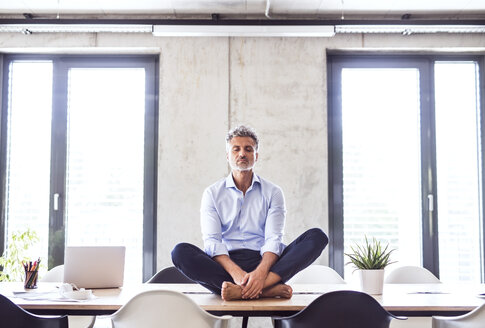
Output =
[{"x1": 172, "y1": 125, "x2": 328, "y2": 300}]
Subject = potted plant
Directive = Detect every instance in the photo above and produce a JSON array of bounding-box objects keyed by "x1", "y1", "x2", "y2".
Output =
[
  {"x1": 345, "y1": 236, "x2": 395, "y2": 294},
  {"x1": 0, "y1": 229, "x2": 39, "y2": 282}
]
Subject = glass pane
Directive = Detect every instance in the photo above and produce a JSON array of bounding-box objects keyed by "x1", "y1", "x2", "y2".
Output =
[
  {"x1": 341, "y1": 68, "x2": 422, "y2": 282},
  {"x1": 65, "y1": 68, "x2": 145, "y2": 284},
  {"x1": 4, "y1": 61, "x2": 53, "y2": 279},
  {"x1": 435, "y1": 62, "x2": 482, "y2": 283}
]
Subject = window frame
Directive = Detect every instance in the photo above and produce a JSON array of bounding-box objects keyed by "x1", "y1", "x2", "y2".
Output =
[
  {"x1": 327, "y1": 53, "x2": 485, "y2": 281},
  {"x1": 0, "y1": 54, "x2": 159, "y2": 282}
]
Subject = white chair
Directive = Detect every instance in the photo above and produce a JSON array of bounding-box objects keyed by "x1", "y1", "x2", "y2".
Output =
[
  {"x1": 433, "y1": 303, "x2": 485, "y2": 328},
  {"x1": 386, "y1": 266, "x2": 440, "y2": 328},
  {"x1": 287, "y1": 265, "x2": 346, "y2": 284},
  {"x1": 40, "y1": 265, "x2": 96, "y2": 328},
  {"x1": 385, "y1": 266, "x2": 441, "y2": 284},
  {"x1": 40, "y1": 265, "x2": 64, "y2": 282},
  {"x1": 109, "y1": 289, "x2": 232, "y2": 328}
]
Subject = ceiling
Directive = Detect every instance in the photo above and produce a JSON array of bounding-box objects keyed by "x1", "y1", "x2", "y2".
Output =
[{"x1": 0, "y1": 0, "x2": 485, "y2": 21}]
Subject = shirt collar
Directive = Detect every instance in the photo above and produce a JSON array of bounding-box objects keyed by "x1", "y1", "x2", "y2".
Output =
[{"x1": 225, "y1": 172, "x2": 260, "y2": 190}]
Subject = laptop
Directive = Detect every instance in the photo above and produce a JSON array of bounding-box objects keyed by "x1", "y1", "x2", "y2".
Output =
[{"x1": 63, "y1": 246, "x2": 126, "y2": 289}]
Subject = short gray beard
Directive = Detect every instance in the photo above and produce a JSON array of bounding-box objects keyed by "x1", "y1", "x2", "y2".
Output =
[{"x1": 229, "y1": 162, "x2": 255, "y2": 172}]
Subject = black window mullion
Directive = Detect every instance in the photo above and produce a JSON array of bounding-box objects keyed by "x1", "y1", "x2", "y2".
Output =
[
  {"x1": 419, "y1": 59, "x2": 440, "y2": 277},
  {"x1": 0, "y1": 54, "x2": 7, "y2": 260},
  {"x1": 327, "y1": 58, "x2": 344, "y2": 276},
  {"x1": 142, "y1": 57, "x2": 158, "y2": 282},
  {"x1": 48, "y1": 59, "x2": 68, "y2": 269},
  {"x1": 479, "y1": 57, "x2": 485, "y2": 283}
]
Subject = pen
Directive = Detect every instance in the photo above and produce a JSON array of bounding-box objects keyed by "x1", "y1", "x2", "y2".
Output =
[{"x1": 35, "y1": 258, "x2": 41, "y2": 271}]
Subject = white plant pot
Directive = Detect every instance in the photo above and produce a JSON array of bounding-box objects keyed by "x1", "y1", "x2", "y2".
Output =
[{"x1": 359, "y1": 269, "x2": 385, "y2": 295}]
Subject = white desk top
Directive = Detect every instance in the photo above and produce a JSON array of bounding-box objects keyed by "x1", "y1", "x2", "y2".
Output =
[{"x1": 2, "y1": 282, "x2": 485, "y2": 315}]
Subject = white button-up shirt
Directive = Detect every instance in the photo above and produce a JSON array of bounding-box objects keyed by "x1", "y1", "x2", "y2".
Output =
[{"x1": 201, "y1": 173, "x2": 286, "y2": 257}]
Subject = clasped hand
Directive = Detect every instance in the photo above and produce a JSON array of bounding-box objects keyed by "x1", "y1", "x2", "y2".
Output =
[{"x1": 240, "y1": 269, "x2": 267, "y2": 299}]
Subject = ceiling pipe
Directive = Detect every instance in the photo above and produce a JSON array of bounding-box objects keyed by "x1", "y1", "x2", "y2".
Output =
[{"x1": 1, "y1": 18, "x2": 484, "y2": 26}]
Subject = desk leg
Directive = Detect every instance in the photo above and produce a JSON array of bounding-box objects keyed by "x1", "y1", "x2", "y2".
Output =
[{"x1": 242, "y1": 316, "x2": 248, "y2": 328}]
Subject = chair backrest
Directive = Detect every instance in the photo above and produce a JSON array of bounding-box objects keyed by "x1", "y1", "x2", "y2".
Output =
[
  {"x1": 147, "y1": 266, "x2": 194, "y2": 283},
  {"x1": 110, "y1": 289, "x2": 231, "y2": 328},
  {"x1": 287, "y1": 265, "x2": 345, "y2": 284},
  {"x1": 40, "y1": 265, "x2": 64, "y2": 282},
  {"x1": 273, "y1": 290, "x2": 405, "y2": 328},
  {"x1": 385, "y1": 266, "x2": 441, "y2": 284},
  {"x1": 0, "y1": 294, "x2": 68, "y2": 328},
  {"x1": 433, "y1": 303, "x2": 485, "y2": 328}
]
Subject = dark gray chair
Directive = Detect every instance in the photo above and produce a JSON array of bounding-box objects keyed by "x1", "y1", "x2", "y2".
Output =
[
  {"x1": 147, "y1": 266, "x2": 194, "y2": 284},
  {"x1": 273, "y1": 290, "x2": 406, "y2": 328},
  {"x1": 0, "y1": 293, "x2": 68, "y2": 328}
]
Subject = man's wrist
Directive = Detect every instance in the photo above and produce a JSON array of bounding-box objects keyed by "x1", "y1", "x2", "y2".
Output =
[
  {"x1": 254, "y1": 264, "x2": 271, "y2": 276},
  {"x1": 257, "y1": 262, "x2": 269, "y2": 270}
]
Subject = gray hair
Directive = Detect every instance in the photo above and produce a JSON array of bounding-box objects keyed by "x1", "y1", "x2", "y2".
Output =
[{"x1": 226, "y1": 125, "x2": 259, "y2": 152}]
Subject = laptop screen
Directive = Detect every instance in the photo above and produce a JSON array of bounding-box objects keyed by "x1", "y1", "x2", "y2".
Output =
[{"x1": 63, "y1": 246, "x2": 126, "y2": 288}]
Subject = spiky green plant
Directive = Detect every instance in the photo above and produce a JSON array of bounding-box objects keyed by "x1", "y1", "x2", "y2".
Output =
[{"x1": 345, "y1": 236, "x2": 396, "y2": 270}]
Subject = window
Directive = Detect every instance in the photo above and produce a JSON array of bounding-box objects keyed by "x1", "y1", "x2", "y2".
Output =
[
  {"x1": 328, "y1": 55, "x2": 484, "y2": 283},
  {"x1": 0, "y1": 55, "x2": 158, "y2": 283},
  {"x1": 434, "y1": 62, "x2": 482, "y2": 282}
]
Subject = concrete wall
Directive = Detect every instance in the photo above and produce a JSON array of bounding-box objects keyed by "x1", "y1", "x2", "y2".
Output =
[
  {"x1": 155, "y1": 35, "x2": 341, "y2": 270},
  {"x1": 1, "y1": 32, "x2": 485, "y2": 327}
]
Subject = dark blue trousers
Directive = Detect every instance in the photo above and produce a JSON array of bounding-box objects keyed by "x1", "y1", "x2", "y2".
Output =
[{"x1": 171, "y1": 228, "x2": 328, "y2": 295}]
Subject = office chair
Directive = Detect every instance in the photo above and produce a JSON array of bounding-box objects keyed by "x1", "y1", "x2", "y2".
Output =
[
  {"x1": 385, "y1": 265, "x2": 441, "y2": 328},
  {"x1": 110, "y1": 289, "x2": 231, "y2": 328},
  {"x1": 385, "y1": 266, "x2": 441, "y2": 284},
  {"x1": 287, "y1": 265, "x2": 346, "y2": 284},
  {"x1": 41, "y1": 265, "x2": 96, "y2": 328},
  {"x1": 433, "y1": 303, "x2": 485, "y2": 328},
  {"x1": 147, "y1": 266, "x2": 254, "y2": 328},
  {"x1": 0, "y1": 293, "x2": 68, "y2": 328},
  {"x1": 146, "y1": 266, "x2": 194, "y2": 283},
  {"x1": 273, "y1": 290, "x2": 406, "y2": 328},
  {"x1": 41, "y1": 264, "x2": 65, "y2": 282},
  {"x1": 275, "y1": 266, "x2": 345, "y2": 328}
]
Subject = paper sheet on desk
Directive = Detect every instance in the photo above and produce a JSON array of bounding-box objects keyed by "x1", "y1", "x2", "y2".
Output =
[
  {"x1": 407, "y1": 291, "x2": 450, "y2": 294},
  {"x1": 12, "y1": 290, "x2": 96, "y2": 302},
  {"x1": 290, "y1": 285, "x2": 335, "y2": 295}
]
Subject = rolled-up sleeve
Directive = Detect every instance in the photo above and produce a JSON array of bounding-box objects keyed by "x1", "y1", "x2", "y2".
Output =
[
  {"x1": 200, "y1": 188, "x2": 228, "y2": 257},
  {"x1": 260, "y1": 187, "x2": 286, "y2": 256}
]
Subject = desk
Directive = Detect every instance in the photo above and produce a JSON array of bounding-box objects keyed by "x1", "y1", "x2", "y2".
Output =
[{"x1": 2, "y1": 282, "x2": 485, "y2": 317}]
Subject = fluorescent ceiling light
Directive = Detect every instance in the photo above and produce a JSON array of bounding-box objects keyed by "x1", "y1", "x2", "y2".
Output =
[
  {"x1": 152, "y1": 25, "x2": 335, "y2": 37},
  {"x1": 336, "y1": 25, "x2": 485, "y2": 34},
  {"x1": 0, "y1": 24, "x2": 152, "y2": 34},
  {"x1": 0, "y1": 22, "x2": 482, "y2": 36}
]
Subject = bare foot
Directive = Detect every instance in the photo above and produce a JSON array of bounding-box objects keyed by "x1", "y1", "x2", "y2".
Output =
[
  {"x1": 261, "y1": 284, "x2": 293, "y2": 299},
  {"x1": 221, "y1": 281, "x2": 243, "y2": 301}
]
